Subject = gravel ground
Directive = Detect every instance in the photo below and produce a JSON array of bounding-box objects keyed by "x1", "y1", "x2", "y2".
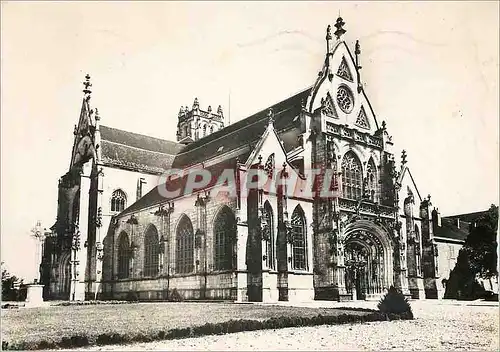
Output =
[{"x1": 74, "y1": 300, "x2": 499, "y2": 351}]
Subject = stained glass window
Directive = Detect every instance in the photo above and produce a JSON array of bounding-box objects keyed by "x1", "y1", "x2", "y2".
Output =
[
  {"x1": 336, "y1": 86, "x2": 354, "y2": 114},
  {"x1": 341, "y1": 152, "x2": 363, "y2": 200},
  {"x1": 117, "y1": 232, "x2": 129, "y2": 279},
  {"x1": 144, "y1": 225, "x2": 159, "y2": 277},
  {"x1": 291, "y1": 205, "x2": 307, "y2": 270},
  {"x1": 366, "y1": 158, "x2": 377, "y2": 202},
  {"x1": 176, "y1": 215, "x2": 194, "y2": 274},
  {"x1": 264, "y1": 154, "x2": 275, "y2": 179},
  {"x1": 214, "y1": 207, "x2": 236, "y2": 271},
  {"x1": 111, "y1": 189, "x2": 127, "y2": 212},
  {"x1": 263, "y1": 201, "x2": 275, "y2": 269}
]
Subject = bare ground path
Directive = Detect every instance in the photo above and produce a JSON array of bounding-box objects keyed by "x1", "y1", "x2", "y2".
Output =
[{"x1": 76, "y1": 300, "x2": 499, "y2": 351}]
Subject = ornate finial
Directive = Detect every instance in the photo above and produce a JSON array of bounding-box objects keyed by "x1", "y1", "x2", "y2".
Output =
[
  {"x1": 207, "y1": 105, "x2": 212, "y2": 113},
  {"x1": 217, "y1": 105, "x2": 223, "y2": 116},
  {"x1": 83, "y1": 74, "x2": 92, "y2": 100},
  {"x1": 381, "y1": 121, "x2": 387, "y2": 130},
  {"x1": 258, "y1": 154, "x2": 263, "y2": 165},
  {"x1": 193, "y1": 97, "x2": 199, "y2": 110},
  {"x1": 334, "y1": 17, "x2": 346, "y2": 40},
  {"x1": 267, "y1": 108, "x2": 274, "y2": 125},
  {"x1": 95, "y1": 108, "x2": 100, "y2": 121},
  {"x1": 326, "y1": 25, "x2": 332, "y2": 40},
  {"x1": 179, "y1": 107, "x2": 184, "y2": 117},
  {"x1": 401, "y1": 150, "x2": 407, "y2": 166},
  {"x1": 355, "y1": 40, "x2": 361, "y2": 56},
  {"x1": 73, "y1": 124, "x2": 78, "y2": 135}
]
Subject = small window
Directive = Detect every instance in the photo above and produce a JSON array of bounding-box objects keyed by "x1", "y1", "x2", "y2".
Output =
[{"x1": 111, "y1": 189, "x2": 127, "y2": 212}]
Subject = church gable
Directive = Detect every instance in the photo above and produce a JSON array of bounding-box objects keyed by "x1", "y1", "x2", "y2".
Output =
[
  {"x1": 306, "y1": 25, "x2": 379, "y2": 135},
  {"x1": 70, "y1": 98, "x2": 96, "y2": 169},
  {"x1": 397, "y1": 166, "x2": 423, "y2": 217}
]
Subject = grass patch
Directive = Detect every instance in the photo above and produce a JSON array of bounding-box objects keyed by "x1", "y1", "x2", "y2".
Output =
[{"x1": 1, "y1": 302, "x2": 412, "y2": 350}]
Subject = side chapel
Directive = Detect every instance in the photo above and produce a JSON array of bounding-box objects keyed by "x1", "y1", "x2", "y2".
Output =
[{"x1": 40, "y1": 17, "x2": 464, "y2": 302}]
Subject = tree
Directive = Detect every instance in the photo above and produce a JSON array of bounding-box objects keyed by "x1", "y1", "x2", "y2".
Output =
[
  {"x1": 463, "y1": 204, "x2": 498, "y2": 279},
  {"x1": 444, "y1": 205, "x2": 498, "y2": 300},
  {"x1": 2, "y1": 262, "x2": 23, "y2": 301}
]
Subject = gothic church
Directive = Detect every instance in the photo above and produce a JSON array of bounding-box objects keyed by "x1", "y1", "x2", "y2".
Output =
[{"x1": 40, "y1": 18, "x2": 465, "y2": 302}]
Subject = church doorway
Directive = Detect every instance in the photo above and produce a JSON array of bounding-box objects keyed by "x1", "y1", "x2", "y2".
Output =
[
  {"x1": 58, "y1": 253, "x2": 71, "y2": 300},
  {"x1": 343, "y1": 226, "x2": 391, "y2": 300}
]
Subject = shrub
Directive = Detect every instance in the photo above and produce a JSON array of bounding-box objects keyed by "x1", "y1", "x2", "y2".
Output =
[
  {"x1": 169, "y1": 288, "x2": 184, "y2": 302},
  {"x1": 377, "y1": 286, "x2": 413, "y2": 319},
  {"x1": 126, "y1": 291, "x2": 139, "y2": 302}
]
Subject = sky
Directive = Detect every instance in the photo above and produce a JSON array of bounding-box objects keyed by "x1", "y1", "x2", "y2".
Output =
[{"x1": 1, "y1": 1, "x2": 498, "y2": 280}]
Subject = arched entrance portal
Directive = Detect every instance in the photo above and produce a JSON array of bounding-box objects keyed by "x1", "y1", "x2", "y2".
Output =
[{"x1": 343, "y1": 222, "x2": 393, "y2": 300}]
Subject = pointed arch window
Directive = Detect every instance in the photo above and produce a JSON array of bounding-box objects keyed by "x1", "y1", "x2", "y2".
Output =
[
  {"x1": 291, "y1": 206, "x2": 307, "y2": 270},
  {"x1": 263, "y1": 201, "x2": 275, "y2": 269},
  {"x1": 144, "y1": 225, "x2": 160, "y2": 277},
  {"x1": 264, "y1": 154, "x2": 275, "y2": 179},
  {"x1": 366, "y1": 158, "x2": 378, "y2": 202},
  {"x1": 213, "y1": 207, "x2": 236, "y2": 271},
  {"x1": 176, "y1": 216, "x2": 194, "y2": 274},
  {"x1": 341, "y1": 152, "x2": 363, "y2": 200},
  {"x1": 111, "y1": 190, "x2": 127, "y2": 212},
  {"x1": 117, "y1": 232, "x2": 130, "y2": 279}
]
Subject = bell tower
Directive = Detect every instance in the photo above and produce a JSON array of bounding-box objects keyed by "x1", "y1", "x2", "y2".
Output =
[{"x1": 176, "y1": 98, "x2": 224, "y2": 144}]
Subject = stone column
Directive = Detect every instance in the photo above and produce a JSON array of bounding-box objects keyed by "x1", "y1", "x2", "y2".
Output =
[
  {"x1": 93, "y1": 167, "x2": 104, "y2": 299},
  {"x1": 71, "y1": 161, "x2": 92, "y2": 301}
]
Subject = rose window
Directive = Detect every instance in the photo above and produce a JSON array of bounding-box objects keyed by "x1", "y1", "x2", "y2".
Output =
[{"x1": 336, "y1": 86, "x2": 354, "y2": 114}]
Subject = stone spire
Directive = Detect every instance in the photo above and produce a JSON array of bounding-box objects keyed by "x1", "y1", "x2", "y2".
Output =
[
  {"x1": 401, "y1": 150, "x2": 407, "y2": 166},
  {"x1": 355, "y1": 40, "x2": 363, "y2": 93},
  {"x1": 334, "y1": 17, "x2": 346, "y2": 40}
]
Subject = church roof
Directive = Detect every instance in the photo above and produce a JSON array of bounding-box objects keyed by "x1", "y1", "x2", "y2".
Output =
[
  {"x1": 118, "y1": 87, "x2": 311, "y2": 216},
  {"x1": 120, "y1": 153, "x2": 250, "y2": 216},
  {"x1": 100, "y1": 125, "x2": 184, "y2": 174},
  {"x1": 434, "y1": 217, "x2": 469, "y2": 242}
]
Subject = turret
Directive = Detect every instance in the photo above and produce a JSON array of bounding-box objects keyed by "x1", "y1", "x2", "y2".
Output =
[{"x1": 176, "y1": 98, "x2": 225, "y2": 143}]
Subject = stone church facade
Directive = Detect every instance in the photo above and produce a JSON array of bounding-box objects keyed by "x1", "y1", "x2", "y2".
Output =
[{"x1": 40, "y1": 18, "x2": 463, "y2": 302}]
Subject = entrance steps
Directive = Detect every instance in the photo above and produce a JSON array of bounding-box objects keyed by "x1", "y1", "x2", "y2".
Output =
[{"x1": 365, "y1": 293, "x2": 383, "y2": 301}]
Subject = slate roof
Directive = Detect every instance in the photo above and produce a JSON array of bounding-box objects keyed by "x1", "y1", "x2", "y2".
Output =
[
  {"x1": 119, "y1": 87, "x2": 311, "y2": 216},
  {"x1": 100, "y1": 125, "x2": 184, "y2": 174},
  {"x1": 434, "y1": 217, "x2": 469, "y2": 242},
  {"x1": 120, "y1": 153, "x2": 250, "y2": 216}
]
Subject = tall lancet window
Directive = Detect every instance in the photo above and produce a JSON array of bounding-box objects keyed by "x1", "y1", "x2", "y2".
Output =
[
  {"x1": 366, "y1": 158, "x2": 378, "y2": 202},
  {"x1": 111, "y1": 189, "x2": 127, "y2": 212},
  {"x1": 264, "y1": 154, "x2": 275, "y2": 179},
  {"x1": 143, "y1": 225, "x2": 160, "y2": 277},
  {"x1": 117, "y1": 232, "x2": 130, "y2": 279},
  {"x1": 291, "y1": 205, "x2": 307, "y2": 270},
  {"x1": 263, "y1": 201, "x2": 275, "y2": 269},
  {"x1": 213, "y1": 206, "x2": 236, "y2": 271},
  {"x1": 341, "y1": 152, "x2": 363, "y2": 200},
  {"x1": 176, "y1": 215, "x2": 194, "y2": 274}
]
